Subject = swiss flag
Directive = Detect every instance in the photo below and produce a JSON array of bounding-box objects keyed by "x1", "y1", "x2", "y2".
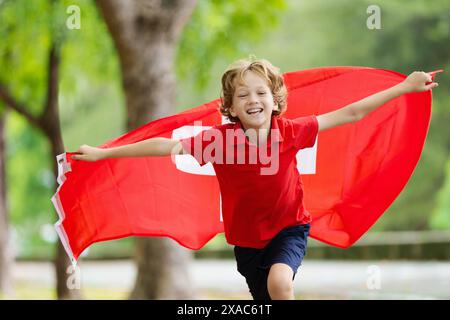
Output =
[{"x1": 51, "y1": 67, "x2": 439, "y2": 263}]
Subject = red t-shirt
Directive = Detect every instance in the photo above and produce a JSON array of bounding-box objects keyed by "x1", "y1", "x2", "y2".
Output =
[{"x1": 180, "y1": 115, "x2": 319, "y2": 248}]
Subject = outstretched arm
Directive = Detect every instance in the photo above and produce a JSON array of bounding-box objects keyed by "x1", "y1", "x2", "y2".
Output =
[
  {"x1": 72, "y1": 138, "x2": 187, "y2": 162},
  {"x1": 317, "y1": 71, "x2": 439, "y2": 132}
]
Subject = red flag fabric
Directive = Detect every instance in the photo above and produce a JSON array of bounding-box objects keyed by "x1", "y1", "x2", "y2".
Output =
[{"x1": 52, "y1": 67, "x2": 438, "y2": 263}]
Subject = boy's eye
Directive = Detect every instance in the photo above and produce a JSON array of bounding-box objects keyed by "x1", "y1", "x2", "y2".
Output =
[
  {"x1": 238, "y1": 94, "x2": 247, "y2": 98},
  {"x1": 258, "y1": 92, "x2": 266, "y2": 95}
]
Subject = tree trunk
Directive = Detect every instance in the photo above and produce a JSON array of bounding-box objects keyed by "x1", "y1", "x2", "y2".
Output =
[
  {"x1": 41, "y1": 46, "x2": 82, "y2": 300},
  {"x1": 96, "y1": 0, "x2": 197, "y2": 299},
  {"x1": 0, "y1": 111, "x2": 13, "y2": 297},
  {"x1": 0, "y1": 44, "x2": 82, "y2": 299},
  {"x1": 51, "y1": 133, "x2": 82, "y2": 300}
]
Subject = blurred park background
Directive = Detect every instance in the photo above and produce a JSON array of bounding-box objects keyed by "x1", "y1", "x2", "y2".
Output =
[{"x1": 0, "y1": 0, "x2": 449, "y2": 299}]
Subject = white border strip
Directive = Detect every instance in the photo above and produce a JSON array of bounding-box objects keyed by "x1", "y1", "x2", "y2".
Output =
[{"x1": 50, "y1": 153, "x2": 77, "y2": 266}]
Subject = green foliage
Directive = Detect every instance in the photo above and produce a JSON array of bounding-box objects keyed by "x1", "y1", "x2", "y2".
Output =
[
  {"x1": 57, "y1": 0, "x2": 124, "y2": 149},
  {"x1": 177, "y1": 0, "x2": 287, "y2": 90},
  {"x1": 0, "y1": 0, "x2": 51, "y2": 115},
  {"x1": 0, "y1": 0, "x2": 57, "y2": 253},
  {"x1": 4, "y1": 112, "x2": 56, "y2": 256},
  {"x1": 5, "y1": 113, "x2": 52, "y2": 224},
  {"x1": 431, "y1": 158, "x2": 450, "y2": 229},
  {"x1": 0, "y1": 0, "x2": 123, "y2": 257}
]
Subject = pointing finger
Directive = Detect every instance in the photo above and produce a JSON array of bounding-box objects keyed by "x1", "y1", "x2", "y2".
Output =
[{"x1": 427, "y1": 69, "x2": 444, "y2": 81}]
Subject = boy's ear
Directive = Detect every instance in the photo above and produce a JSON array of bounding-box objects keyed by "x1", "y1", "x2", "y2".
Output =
[
  {"x1": 229, "y1": 107, "x2": 237, "y2": 117},
  {"x1": 274, "y1": 102, "x2": 279, "y2": 111},
  {"x1": 273, "y1": 98, "x2": 278, "y2": 110}
]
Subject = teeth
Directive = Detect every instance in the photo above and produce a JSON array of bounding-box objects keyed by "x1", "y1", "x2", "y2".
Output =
[{"x1": 247, "y1": 108, "x2": 263, "y2": 114}]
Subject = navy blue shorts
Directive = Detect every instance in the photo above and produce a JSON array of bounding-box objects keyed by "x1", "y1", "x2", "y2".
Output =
[{"x1": 233, "y1": 223, "x2": 310, "y2": 300}]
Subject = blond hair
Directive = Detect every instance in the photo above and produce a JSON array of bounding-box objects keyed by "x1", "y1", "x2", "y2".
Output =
[{"x1": 220, "y1": 57, "x2": 288, "y2": 123}]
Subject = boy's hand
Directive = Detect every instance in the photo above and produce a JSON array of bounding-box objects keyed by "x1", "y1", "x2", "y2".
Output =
[
  {"x1": 400, "y1": 71, "x2": 439, "y2": 93},
  {"x1": 72, "y1": 144, "x2": 105, "y2": 162}
]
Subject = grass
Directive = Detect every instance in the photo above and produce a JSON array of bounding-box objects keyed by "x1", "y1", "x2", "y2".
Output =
[
  {"x1": 1, "y1": 282, "x2": 343, "y2": 300},
  {"x1": 1, "y1": 281, "x2": 129, "y2": 300}
]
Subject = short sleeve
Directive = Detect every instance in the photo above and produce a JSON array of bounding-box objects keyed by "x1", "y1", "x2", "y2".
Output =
[
  {"x1": 179, "y1": 127, "x2": 222, "y2": 166},
  {"x1": 290, "y1": 115, "x2": 319, "y2": 150}
]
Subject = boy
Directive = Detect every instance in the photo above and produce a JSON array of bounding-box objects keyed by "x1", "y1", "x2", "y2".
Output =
[{"x1": 72, "y1": 58, "x2": 437, "y2": 300}]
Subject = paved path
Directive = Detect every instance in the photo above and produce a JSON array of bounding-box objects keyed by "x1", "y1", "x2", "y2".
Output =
[{"x1": 12, "y1": 259, "x2": 450, "y2": 299}]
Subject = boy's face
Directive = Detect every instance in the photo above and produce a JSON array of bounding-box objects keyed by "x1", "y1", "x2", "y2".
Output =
[{"x1": 229, "y1": 70, "x2": 278, "y2": 130}]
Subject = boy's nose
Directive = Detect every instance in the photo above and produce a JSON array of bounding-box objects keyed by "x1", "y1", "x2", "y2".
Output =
[{"x1": 248, "y1": 92, "x2": 260, "y2": 103}]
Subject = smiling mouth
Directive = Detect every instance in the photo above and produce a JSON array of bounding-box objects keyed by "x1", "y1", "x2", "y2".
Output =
[{"x1": 246, "y1": 108, "x2": 263, "y2": 115}]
